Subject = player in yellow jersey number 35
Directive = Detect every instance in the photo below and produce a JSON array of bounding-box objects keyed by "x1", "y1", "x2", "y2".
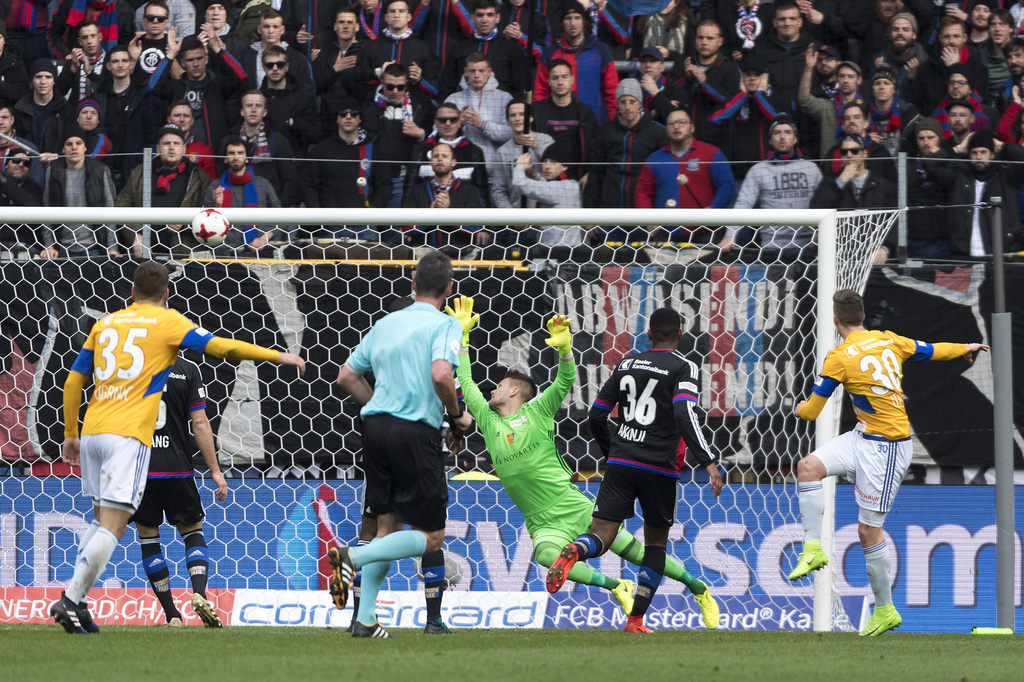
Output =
[{"x1": 52, "y1": 261, "x2": 305, "y2": 634}]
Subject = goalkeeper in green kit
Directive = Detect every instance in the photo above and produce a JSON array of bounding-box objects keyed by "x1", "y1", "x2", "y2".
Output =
[{"x1": 446, "y1": 296, "x2": 720, "y2": 627}]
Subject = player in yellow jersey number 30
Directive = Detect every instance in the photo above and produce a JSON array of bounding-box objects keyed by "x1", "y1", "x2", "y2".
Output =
[{"x1": 788, "y1": 289, "x2": 988, "y2": 637}]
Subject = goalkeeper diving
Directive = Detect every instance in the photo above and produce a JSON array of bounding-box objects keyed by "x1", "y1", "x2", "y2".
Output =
[{"x1": 446, "y1": 296, "x2": 719, "y2": 627}]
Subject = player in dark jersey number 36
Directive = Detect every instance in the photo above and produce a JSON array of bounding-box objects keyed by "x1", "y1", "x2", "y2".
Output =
[{"x1": 546, "y1": 307, "x2": 723, "y2": 633}]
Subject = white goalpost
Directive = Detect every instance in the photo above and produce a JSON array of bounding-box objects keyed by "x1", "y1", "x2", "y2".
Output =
[{"x1": 0, "y1": 206, "x2": 898, "y2": 632}]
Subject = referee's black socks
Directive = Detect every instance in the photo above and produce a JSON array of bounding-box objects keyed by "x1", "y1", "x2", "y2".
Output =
[
  {"x1": 631, "y1": 545, "x2": 666, "y2": 619},
  {"x1": 422, "y1": 549, "x2": 446, "y2": 623}
]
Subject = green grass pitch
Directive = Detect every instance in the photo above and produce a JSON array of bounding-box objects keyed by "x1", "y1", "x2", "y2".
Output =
[{"x1": 2, "y1": 625, "x2": 1022, "y2": 682}]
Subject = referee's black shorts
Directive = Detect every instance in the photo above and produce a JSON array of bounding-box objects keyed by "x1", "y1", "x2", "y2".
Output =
[
  {"x1": 131, "y1": 477, "x2": 205, "y2": 527},
  {"x1": 362, "y1": 414, "x2": 448, "y2": 532},
  {"x1": 593, "y1": 462, "x2": 677, "y2": 528}
]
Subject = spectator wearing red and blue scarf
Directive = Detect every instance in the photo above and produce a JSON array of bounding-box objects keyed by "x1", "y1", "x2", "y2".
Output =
[
  {"x1": 867, "y1": 66, "x2": 919, "y2": 155},
  {"x1": 796, "y1": 48, "x2": 864, "y2": 157},
  {"x1": 203, "y1": 136, "x2": 280, "y2": 252},
  {"x1": 930, "y1": 64, "x2": 996, "y2": 137},
  {"x1": 7, "y1": 0, "x2": 51, "y2": 64},
  {"x1": 46, "y1": 0, "x2": 127, "y2": 60},
  {"x1": 710, "y1": 54, "x2": 780, "y2": 180},
  {"x1": 635, "y1": 46, "x2": 690, "y2": 124},
  {"x1": 910, "y1": 16, "x2": 989, "y2": 112}
]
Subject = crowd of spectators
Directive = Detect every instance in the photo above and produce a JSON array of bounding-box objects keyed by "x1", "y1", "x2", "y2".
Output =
[{"x1": 2, "y1": 0, "x2": 1024, "y2": 258}]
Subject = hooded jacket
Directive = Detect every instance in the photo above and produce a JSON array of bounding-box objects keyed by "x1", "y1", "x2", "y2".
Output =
[
  {"x1": 441, "y1": 30, "x2": 529, "y2": 99},
  {"x1": 534, "y1": 33, "x2": 619, "y2": 120},
  {"x1": 443, "y1": 72, "x2": 513, "y2": 167}
]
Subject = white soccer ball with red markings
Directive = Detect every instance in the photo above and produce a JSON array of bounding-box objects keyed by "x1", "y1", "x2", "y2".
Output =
[{"x1": 192, "y1": 208, "x2": 231, "y2": 247}]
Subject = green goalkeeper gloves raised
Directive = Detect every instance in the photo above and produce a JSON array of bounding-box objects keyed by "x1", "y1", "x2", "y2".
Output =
[
  {"x1": 544, "y1": 314, "x2": 572, "y2": 355},
  {"x1": 444, "y1": 295, "x2": 480, "y2": 347}
]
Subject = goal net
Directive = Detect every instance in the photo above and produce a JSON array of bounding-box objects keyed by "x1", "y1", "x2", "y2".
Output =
[{"x1": 0, "y1": 207, "x2": 897, "y2": 631}]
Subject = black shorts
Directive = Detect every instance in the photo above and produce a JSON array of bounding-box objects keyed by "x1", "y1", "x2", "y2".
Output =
[
  {"x1": 593, "y1": 462, "x2": 677, "y2": 528},
  {"x1": 131, "y1": 477, "x2": 205, "y2": 528},
  {"x1": 362, "y1": 414, "x2": 448, "y2": 532}
]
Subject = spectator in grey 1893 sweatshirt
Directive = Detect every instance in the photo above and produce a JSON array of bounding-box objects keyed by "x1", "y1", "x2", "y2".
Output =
[{"x1": 718, "y1": 116, "x2": 822, "y2": 255}]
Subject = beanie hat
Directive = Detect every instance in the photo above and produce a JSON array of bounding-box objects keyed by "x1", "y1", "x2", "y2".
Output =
[
  {"x1": 76, "y1": 98, "x2": 102, "y2": 119},
  {"x1": 615, "y1": 78, "x2": 643, "y2": 102},
  {"x1": 891, "y1": 12, "x2": 918, "y2": 35},
  {"x1": 969, "y1": 129, "x2": 995, "y2": 152},
  {"x1": 915, "y1": 117, "x2": 943, "y2": 138},
  {"x1": 31, "y1": 58, "x2": 58, "y2": 79}
]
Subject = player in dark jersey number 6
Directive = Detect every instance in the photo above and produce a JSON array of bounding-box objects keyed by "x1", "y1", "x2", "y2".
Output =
[
  {"x1": 546, "y1": 307, "x2": 723, "y2": 634},
  {"x1": 132, "y1": 355, "x2": 226, "y2": 628}
]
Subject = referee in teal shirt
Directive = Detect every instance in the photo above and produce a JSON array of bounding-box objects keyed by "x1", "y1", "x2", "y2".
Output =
[{"x1": 332, "y1": 251, "x2": 474, "y2": 638}]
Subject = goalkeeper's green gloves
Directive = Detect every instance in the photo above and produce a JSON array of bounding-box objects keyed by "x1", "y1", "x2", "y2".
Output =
[
  {"x1": 544, "y1": 314, "x2": 572, "y2": 355},
  {"x1": 444, "y1": 295, "x2": 480, "y2": 347}
]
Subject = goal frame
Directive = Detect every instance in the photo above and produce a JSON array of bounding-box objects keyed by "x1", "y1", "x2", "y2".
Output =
[{"x1": 2, "y1": 206, "x2": 861, "y2": 630}]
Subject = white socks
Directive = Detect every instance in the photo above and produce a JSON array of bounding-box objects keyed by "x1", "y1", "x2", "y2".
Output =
[
  {"x1": 864, "y1": 541, "x2": 892, "y2": 607},
  {"x1": 797, "y1": 482, "x2": 824, "y2": 542},
  {"x1": 65, "y1": 527, "x2": 118, "y2": 604}
]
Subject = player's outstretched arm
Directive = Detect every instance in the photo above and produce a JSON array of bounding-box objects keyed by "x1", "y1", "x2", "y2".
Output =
[
  {"x1": 535, "y1": 314, "x2": 577, "y2": 418},
  {"x1": 912, "y1": 340, "x2": 990, "y2": 364},
  {"x1": 204, "y1": 337, "x2": 306, "y2": 375}
]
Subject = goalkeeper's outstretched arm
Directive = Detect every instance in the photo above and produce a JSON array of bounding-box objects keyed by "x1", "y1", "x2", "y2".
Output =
[
  {"x1": 446, "y1": 295, "x2": 495, "y2": 431},
  {"x1": 533, "y1": 315, "x2": 576, "y2": 418}
]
